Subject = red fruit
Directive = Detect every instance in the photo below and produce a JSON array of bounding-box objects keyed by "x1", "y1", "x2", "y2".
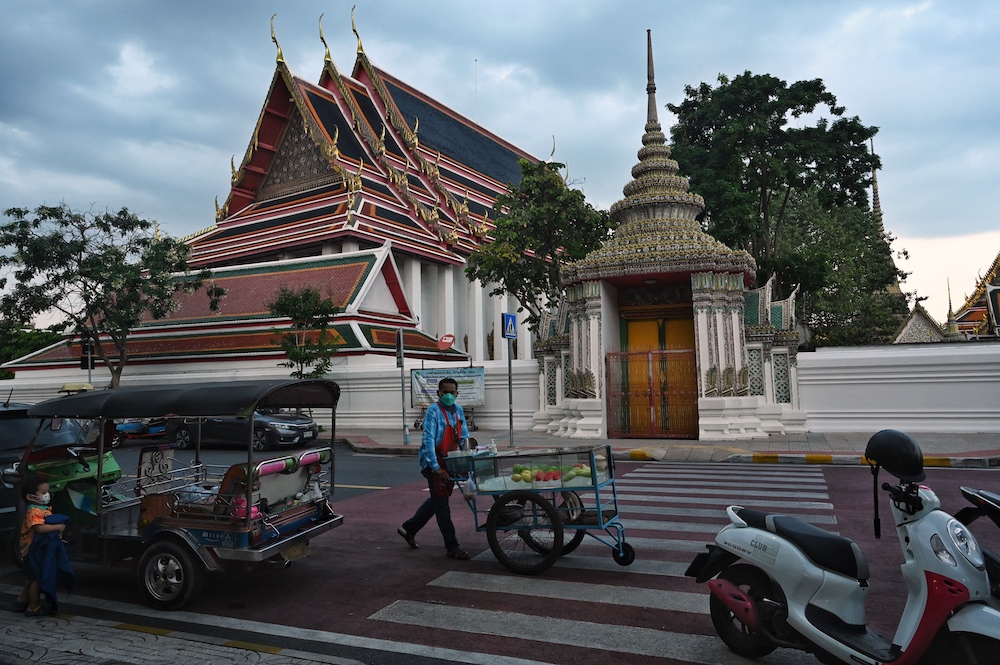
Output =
[
  {"x1": 535, "y1": 470, "x2": 544, "y2": 481},
  {"x1": 552, "y1": 471, "x2": 561, "y2": 480},
  {"x1": 574, "y1": 463, "x2": 584, "y2": 469},
  {"x1": 543, "y1": 471, "x2": 554, "y2": 481}
]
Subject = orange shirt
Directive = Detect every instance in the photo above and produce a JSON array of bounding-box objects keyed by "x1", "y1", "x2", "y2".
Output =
[{"x1": 19, "y1": 504, "x2": 52, "y2": 559}]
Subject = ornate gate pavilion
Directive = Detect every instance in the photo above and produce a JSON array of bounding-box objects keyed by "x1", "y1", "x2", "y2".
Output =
[{"x1": 532, "y1": 32, "x2": 806, "y2": 440}]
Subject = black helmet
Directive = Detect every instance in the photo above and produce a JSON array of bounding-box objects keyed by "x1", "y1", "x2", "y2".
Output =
[{"x1": 865, "y1": 430, "x2": 925, "y2": 482}]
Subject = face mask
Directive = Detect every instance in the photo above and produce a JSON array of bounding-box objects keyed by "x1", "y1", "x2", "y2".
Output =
[
  {"x1": 439, "y1": 393, "x2": 457, "y2": 407},
  {"x1": 34, "y1": 492, "x2": 50, "y2": 505}
]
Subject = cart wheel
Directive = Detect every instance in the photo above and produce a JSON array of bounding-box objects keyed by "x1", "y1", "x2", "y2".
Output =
[
  {"x1": 556, "y1": 492, "x2": 585, "y2": 555},
  {"x1": 137, "y1": 540, "x2": 206, "y2": 610},
  {"x1": 517, "y1": 492, "x2": 586, "y2": 556},
  {"x1": 612, "y1": 542, "x2": 635, "y2": 566},
  {"x1": 486, "y1": 491, "x2": 562, "y2": 575}
]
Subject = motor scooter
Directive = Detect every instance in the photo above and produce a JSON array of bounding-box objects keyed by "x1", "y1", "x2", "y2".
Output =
[
  {"x1": 954, "y1": 486, "x2": 1000, "y2": 604},
  {"x1": 686, "y1": 430, "x2": 1000, "y2": 664}
]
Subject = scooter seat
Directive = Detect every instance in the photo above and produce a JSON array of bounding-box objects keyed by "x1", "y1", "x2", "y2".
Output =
[{"x1": 737, "y1": 508, "x2": 870, "y2": 582}]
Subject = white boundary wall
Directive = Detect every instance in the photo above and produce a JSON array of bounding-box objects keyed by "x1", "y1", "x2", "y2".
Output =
[{"x1": 797, "y1": 342, "x2": 1000, "y2": 432}]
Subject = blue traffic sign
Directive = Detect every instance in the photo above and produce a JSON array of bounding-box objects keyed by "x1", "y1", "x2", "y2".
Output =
[{"x1": 502, "y1": 312, "x2": 517, "y2": 340}]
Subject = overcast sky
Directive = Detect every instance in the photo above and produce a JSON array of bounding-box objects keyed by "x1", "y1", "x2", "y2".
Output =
[{"x1": 2, "y1": 1, "x2": 997, "y2": 322}]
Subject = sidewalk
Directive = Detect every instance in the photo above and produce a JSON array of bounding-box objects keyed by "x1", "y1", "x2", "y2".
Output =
[{"x1": 339, "y1": 427, "x2": 1000, "y2": 468}]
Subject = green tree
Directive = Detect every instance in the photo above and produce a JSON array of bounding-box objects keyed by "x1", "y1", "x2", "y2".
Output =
[
  {"x1": 466, "y1": 159, "x2": 613, "y2": 331},
  {"x1": 0, "y1": 204, "x2": 225, "y2": 387},
  {"x1": 268, "y1": 286, "x2": 342, "y2": 379},
  {"x1": 0, "y1": 324, "x2": 63, "y2": 380},
  {"x1": 667, "y1": 71, "x2": 880, "y2": 292},
  {"x1": 779, "y1": 189, "x2": 910, "y2": 346}
]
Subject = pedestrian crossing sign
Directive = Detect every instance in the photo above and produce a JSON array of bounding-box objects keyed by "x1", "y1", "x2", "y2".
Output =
[{"x1": 502, "y1": 313, "x2": 517, "y2": 340}]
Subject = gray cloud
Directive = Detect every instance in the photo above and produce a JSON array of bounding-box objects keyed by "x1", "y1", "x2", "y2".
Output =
[{"x1": 1, "y1": 0, "x2": 997, "y2": 249}]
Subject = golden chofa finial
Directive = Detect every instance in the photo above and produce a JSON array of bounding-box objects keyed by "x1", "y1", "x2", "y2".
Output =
[
  {"x1": 230, "y1": 155, "x2": 237, "y2": 182},
  {"x1": 319, "y1": 13, "x2": 331, "y2": 64},
  {"x1": 270, "y1": 14, "x2": 285, "y2": 64},
  {"x1": 351, "y1": 5, "x2": 364, "y2": 54}
]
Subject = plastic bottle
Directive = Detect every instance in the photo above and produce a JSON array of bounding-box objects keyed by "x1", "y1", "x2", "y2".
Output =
[{"x1": 488, "y1": 438, "x2": 498, "y2": 455}]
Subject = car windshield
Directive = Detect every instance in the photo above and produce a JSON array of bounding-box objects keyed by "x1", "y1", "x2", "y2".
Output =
[{"x1": 0, "y1": 414, "x2": 88, "y2": 452}]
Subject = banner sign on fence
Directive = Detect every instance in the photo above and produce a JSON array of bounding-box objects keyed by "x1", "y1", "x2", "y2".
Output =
[{"x1": 411, "y1": 367, "x2": 486, "y2": 408}]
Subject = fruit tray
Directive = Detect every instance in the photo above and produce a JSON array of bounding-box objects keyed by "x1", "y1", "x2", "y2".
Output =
[{"x1": 467, "y1": 445, "x2": 612, "y2": 494}]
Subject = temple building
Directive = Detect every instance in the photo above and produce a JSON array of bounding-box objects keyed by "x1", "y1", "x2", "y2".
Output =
[
  {"x1": 3, "y1": 18, "x2": 545, "y2": 427},
  {"x1": 532, "y1": 31, "x2": 805, "y2": 440},
  {"x1": 4, "y1": 23, "x2": 806, "y2": 438}
]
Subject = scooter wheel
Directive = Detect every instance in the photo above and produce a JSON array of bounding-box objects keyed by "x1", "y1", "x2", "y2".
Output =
[{"x1": 709, "y1": 564, "x2": 779, "y2": 658}]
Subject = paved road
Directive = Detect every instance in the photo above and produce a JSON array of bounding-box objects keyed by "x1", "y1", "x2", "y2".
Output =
[{"x1": 3, "y1": 460, "x2": 999, "y2": 664}]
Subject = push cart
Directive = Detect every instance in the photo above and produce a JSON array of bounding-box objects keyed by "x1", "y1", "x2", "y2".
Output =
[{"x1": 445, "y1": 444, "x2": 634, "y2": 575}]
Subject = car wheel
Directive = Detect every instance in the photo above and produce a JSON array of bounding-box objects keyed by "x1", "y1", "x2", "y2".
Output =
[
  {"x1": 137, "y1": 540, "x2": 205, "y2": 610},
  {"x1": 172, "y1": 426, "x2": 193, "y2": 450},
  {"x1": 252, "y1": 428, "x2": 271, "y2": 452}
]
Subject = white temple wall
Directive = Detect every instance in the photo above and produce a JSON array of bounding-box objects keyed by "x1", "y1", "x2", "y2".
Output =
[{"x1": 797, "y1": 342, "x2": 1000, "y2": 432}]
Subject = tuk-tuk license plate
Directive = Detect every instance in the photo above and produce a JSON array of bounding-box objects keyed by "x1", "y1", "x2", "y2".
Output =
[{"x1": 281, "y1": 542, "x2": 311, "y2": 562}]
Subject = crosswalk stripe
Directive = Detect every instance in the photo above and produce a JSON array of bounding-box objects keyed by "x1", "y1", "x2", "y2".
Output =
[
  {"x1": 616, "y1": 478, "x2": 829, "y2": 491},
  {"x1": 370, "y1": 601, "x2": 807, "y2": 664},
  {"x1": 428, "y1": 571, "x2": 707, "y2": 614},
  {"x1": 625, "y1": 470, "x2": 827, "y2": 483},
  {"x1": 610, "y1": 492, "x2": 833, "y2": 509},
  {"x1": 614, "y1": 503, "x2": 837, "y2": 523},
  {"x1": 609, "y1": 485, "x2": 829, "y2": 499}
]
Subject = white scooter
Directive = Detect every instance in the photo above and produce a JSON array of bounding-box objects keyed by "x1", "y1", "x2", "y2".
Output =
[{"x1": 686, "y1": 430, "x2": 1000, "y2": 664}]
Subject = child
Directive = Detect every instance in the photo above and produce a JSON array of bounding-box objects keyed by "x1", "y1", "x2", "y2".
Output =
[{"x1": 11, "y1": 478, "x2": 66, "y2": 617}]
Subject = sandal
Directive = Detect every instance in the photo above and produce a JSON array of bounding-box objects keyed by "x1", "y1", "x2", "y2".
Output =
[
  {"x1": 447, "y1": 548, "x2": 470, "y2": 560},
  {"x1": 397, "y1": 527, "x2": 418, "y2": 549},
  {"x1": 24, "y1": 606, "x2": 51, "y2": 617}
]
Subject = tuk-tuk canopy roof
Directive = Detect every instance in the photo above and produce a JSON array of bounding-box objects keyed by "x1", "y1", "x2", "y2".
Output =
[{"x1": 27, "y1": 379, "x2": 340, "y2": 420}]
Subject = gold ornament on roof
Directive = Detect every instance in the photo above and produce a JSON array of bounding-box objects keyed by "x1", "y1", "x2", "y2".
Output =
[
  {"x1": 270, "y1": 15, "x2": 284, "y2": 64},
  {"x1": 230, "y1": 155, "x2": 237, "y2": 183},
  {"x1": 351, "y1": 6, "x2": 364, "y2": 54},
  {"x1": 319, "y1": 14, "x2": 331, "y2": 64}
]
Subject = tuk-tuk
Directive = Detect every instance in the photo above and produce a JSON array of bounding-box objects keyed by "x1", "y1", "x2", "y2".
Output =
[{"x1": 6, "y1": 379, "x2": 343, "y2": 610}]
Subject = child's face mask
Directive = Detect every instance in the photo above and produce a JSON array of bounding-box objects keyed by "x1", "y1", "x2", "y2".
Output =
[{"x1": 34, "y1": 492, "x2": 50, "y2": 505}]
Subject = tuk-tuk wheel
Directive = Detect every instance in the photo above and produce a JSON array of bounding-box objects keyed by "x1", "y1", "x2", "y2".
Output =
[{"x1": 137, "y1": 540, "x2": 205, "y2": 610}]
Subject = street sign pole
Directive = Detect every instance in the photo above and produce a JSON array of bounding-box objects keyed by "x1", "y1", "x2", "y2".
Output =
[
  {"x1": 397, "y1": 328, "x2": 409, "y2": 444},
  {"x1": 502, "y1": 313, "x2": 517, "y2": 448}
]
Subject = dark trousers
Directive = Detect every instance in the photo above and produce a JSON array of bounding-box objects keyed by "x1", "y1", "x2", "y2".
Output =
[{"x1": 402, "y1": 468, "x2": 459, "y2": 552}]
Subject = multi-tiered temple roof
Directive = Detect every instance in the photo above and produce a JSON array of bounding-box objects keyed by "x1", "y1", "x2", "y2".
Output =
[{"x1": 190, "y1": 19, "x2": 533, "y2": 269}]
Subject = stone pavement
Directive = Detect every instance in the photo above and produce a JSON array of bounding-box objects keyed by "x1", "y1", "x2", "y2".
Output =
[
  {"x1": 339, "y1": 427, "x2": 1000, "y2": 468},
  {"x1": 3, "y1": 427, "x2": 998, "y2": 665}
]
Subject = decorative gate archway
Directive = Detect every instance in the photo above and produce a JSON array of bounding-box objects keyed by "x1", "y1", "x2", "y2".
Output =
[{"x1": 606, "y1": 350, "x2": 698, "y2": 438}]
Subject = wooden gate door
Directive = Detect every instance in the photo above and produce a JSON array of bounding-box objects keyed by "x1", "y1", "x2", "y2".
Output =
[
  {"x1": 606, "y1": 315, "x2": 698, "y2": 439},
  {"x1": 606, "y1": 350, "x2": 698, "y2": 438}
]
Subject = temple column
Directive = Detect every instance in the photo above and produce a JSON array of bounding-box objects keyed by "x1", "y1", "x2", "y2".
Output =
[
  {"x1": 493, "y1": 294, "x2": 508, "y2": 361},
  {"x1": 468, "y1": 280, "x2": 485, "y2": 360},
  {"x1": 403, "y1": 258, "x2": 423, "y2": 328},
  {"x1": 440, "y1": 264, "x2": 455, "y2": 342}
]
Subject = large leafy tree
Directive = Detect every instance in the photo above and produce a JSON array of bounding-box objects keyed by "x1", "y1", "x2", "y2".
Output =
[
  {"x1": 778, "y1": 189, "x2": 910, "y2": 346},
  {"x1": 268, "y1": 286, "x2": 342, "y2": 379},
  {"x1": 466, "y1": 159, "x2": 613, "y2": 331},
  {"x1": 0, "y1": 324, "x2": 63, "y2": 380},
  {"x1": 667, "y1": 71, "x2": 880, "y2": 293},
  {"x1": 0, "y1": 204, "x2": 225, "y2": 387}
]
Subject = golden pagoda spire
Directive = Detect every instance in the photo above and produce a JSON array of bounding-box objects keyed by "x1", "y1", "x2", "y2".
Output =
[
  {"x1": 319, "y1": 13, "x2": 331, "y2": 64},
  {"x1": 270, "y1": 15, "x2": 285, "y2": 64}
]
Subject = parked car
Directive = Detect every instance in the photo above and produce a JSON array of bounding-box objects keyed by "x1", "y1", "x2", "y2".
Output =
[
  {"x1": 164, "y1": 408, "x2": 319, "y2": 451},
  {"x1": 0, "y1": 403, "x2": 89, "y2": 536}
]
